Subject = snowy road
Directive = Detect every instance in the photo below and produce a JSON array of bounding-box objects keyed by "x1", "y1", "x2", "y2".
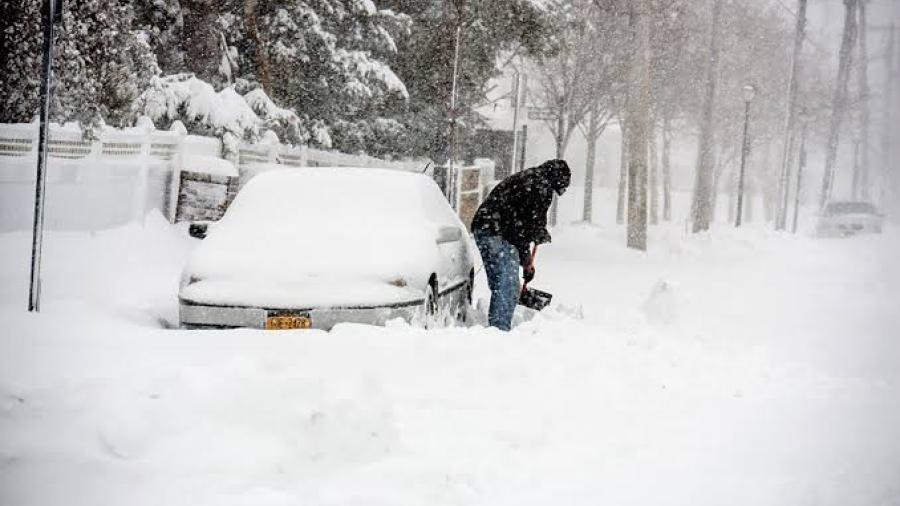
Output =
[{"x1": 1, "y1": 213, "x2": 899, "y2": 506}]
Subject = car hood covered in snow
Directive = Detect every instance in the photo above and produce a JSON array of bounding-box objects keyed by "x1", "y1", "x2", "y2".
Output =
[{"x1": 180, "y1": 167, "x2": 466, "y2": 309}]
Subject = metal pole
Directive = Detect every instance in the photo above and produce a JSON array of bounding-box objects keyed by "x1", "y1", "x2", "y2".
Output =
[
  {"x1": 549, "y1": 100, "x2": 565, "y2": 226},
  {"x1": 29, "y1": 0, "x2": 59, "y2": 312},
  {"x1": 519, "y1": 124, "x2": 528, "y2": 172},
  {"x1": 791, "y1": 121, "x2": 808, "y2": 234},
  {"x1": 509, "y1": 71, "x2": 521, "y2": 176},
  {"x1": 735, "y1": 100, "x2": 751, "y2": 227},
  {"x1": 446, "y1": 21, "x2": 462, "y2": 209}
]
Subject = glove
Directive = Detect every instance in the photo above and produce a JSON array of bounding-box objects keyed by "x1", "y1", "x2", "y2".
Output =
[
  {"x1": 523, "y1": 265, "x2": 535, "y2": 284},
  {"x1": 535, "y1": 229, "x2": 552, "y2": 245}
]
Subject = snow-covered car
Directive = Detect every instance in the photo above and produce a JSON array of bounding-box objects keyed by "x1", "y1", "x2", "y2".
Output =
[
  {"x1": 814, "y1": 201, "x2": 885, "y2": 237},
  {"x1": 179, "y1": 168, "x2": 475, "y2": 330}
]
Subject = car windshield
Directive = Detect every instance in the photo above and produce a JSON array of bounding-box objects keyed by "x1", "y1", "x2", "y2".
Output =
[{"x1": 825, "y1": 202, "x2": 876, "y2": 215}]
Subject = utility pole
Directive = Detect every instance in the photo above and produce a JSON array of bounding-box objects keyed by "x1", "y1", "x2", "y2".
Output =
[
  {"x1": 820, "y1": 0, "x2": 859, "y2": 209},
  {"x1": 509, "y1": 70, "x2": 522, "y2": 176},
  {"x1": 445, "y1": 12, "x2": 463, "y2": 208},
  {"x1": 776, "y1": 0, "x2": 807, "y2": 230},
  {"x1": 519, "y1": 124, "x2": 528, "y2": 172},
  {"x1": 549, "y1": 99, "x2": 565, "y2": 226},
  {"x1": 29, "y1": 0, "x2": 63, "y2": 313}
]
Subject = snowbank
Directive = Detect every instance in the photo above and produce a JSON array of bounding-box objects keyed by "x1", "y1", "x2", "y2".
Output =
[
  {"x1": 181, "y1": 155, "x2": 238, "y2": 177},
  {"x1": 1, "y1": 210, "x2": 899, "y2": 506}
]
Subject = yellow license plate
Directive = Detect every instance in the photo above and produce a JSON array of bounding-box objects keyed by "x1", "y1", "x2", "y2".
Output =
[{"x1": 265, "y1": 315, "x2": 311, "y2": 330}]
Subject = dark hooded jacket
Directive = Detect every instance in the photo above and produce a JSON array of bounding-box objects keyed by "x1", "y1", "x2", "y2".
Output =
[{"x1": 471, "y1": 160, "x2": 570, "y2": 267}]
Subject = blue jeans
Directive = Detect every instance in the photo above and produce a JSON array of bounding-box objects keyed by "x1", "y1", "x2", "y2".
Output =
[{"x1": 474, "y1": 231, "x2": 520, "y2": 331}]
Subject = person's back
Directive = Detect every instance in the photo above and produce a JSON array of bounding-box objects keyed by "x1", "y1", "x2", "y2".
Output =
[
  {"x1": 472, "y1": 168, "x2": 553, "y2": 257},
  {"x1": 471, "y1": 159, "x2": 570, "y2": 330}
]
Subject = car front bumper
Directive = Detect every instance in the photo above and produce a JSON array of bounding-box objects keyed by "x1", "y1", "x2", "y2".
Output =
[
  {"x1": 179, "y1": 299, "x2": 421, "y2": 330},
  {"x1": 178, "y1": 280, "x2": 468, "y2": 330}
]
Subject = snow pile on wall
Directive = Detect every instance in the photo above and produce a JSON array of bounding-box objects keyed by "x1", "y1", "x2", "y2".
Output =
[{"x1": 136, "y1": 74, "x2": 332, "y2": 152}]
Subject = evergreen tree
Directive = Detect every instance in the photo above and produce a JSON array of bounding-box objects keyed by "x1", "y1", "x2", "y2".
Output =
[
  {"x1": 212, "y1": 0, "x2": 411, "y2": 151},
  {"x1": 134, "y1": 0, "x2": 186, "y2": 72},
  {"x1": 382, "y1": 0, "x2": 557, "y2": 160},
  {"x1": 0, "y1": 0, "x2": 42, "y2": 124},
  {"x1": 0, "y1": 0, "x2": 159, "y2": 134}
]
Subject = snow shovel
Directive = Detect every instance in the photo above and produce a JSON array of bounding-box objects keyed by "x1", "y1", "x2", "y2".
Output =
[{"x1": 519, "y1": 245, "x2": 552, "y2": 311}]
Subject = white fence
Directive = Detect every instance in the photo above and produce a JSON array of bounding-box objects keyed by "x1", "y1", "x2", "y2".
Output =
[{"x1": 0, "y1": 121, "x2": 430, "y2": 232}]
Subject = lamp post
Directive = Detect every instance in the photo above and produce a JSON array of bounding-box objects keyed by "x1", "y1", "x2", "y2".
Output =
[{"x1": 735, "y1": 84, "x2": 756, "y2": 227}]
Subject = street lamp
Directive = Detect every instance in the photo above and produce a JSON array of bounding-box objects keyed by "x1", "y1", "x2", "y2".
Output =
[{"x1": 735, "y1": 84, "x2": 756, "y2": 227}]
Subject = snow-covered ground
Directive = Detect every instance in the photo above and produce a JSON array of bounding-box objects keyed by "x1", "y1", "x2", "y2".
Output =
[{"x1": 1, "y1": 204, "x2": 900, "y2": 506}]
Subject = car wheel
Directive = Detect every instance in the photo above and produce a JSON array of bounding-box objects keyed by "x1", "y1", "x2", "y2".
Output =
[{"x1": 455, "y1": 269, "x2": 474, "y2": 325}]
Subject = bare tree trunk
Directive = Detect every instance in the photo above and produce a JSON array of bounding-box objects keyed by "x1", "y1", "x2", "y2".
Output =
[
  {"x1": 852, "y1": 140, "x2": 861, "y2": 198},
  {"x1": 244, "y1": 0, "x2": 272, "y2": 92},
  {"x1": 182, "y1": 0, "x2": 223, "y2": 86},
  {"x1": 627, "y1": 0, "x2": 650, "y2": 251},
  {"x1": 857, "y1": 0, "x2": 871, "y2": 201},
  {"x1": 792, "y1": 122, "x2": 808, "y2": 233},
  {"x1": 710, "y1": 155, "x2": 728, "y2": 223},
  {"x1": 711, "y1": 153, "x2": 733, "y2": 223},
  {"x1": 583, "y1": 109, "x2": 600, "y2": 223},
  {"x1": 662, "y1": 112, "x2": 672, "y2": 221},
  {"x1": 690, "y1": 0, "x2": 723, "y2": 233},
  {"x1": 649, "y1": 119, "x2": 659, "y2": 225},
  {"x1": 775, "y1": 0, "x2": 808, "y2": 230},
  {"x1": 881, "y1": 23, "x2": 896, "y2": 208},
  {"x1": 820, "y1": 0, "x2": 859, "y2": 208},
  {"x1": 763, "y1": 142, "x2": 777, "y2": 222},
  {"x1": 616, "y1": 115, "x2": 628, "y2": 225},
  {"x1": 728, "y1": 163, "x2": 737, "y2": 224}
]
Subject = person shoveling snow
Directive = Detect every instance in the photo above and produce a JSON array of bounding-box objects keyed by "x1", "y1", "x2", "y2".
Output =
[{"x1": 471, "y1": 159, "x2": 571, "y2": 330}]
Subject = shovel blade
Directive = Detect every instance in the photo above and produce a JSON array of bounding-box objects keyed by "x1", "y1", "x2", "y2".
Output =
[{"x1": 519, "y1": 286, "x2": 552, "y2": 311}]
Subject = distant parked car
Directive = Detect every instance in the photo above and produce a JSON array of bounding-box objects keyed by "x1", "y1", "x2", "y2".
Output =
[
  {"x1": 815, "y1": 201, "x2": 884, "y2": 237},
  {"x1": 179, "y1": 167, "x2": 474, "y2": 330}
]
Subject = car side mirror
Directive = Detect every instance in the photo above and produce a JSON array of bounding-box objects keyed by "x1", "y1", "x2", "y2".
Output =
[{"x1": 436, "y1": 225, "x2": 462, "y2": 244}]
